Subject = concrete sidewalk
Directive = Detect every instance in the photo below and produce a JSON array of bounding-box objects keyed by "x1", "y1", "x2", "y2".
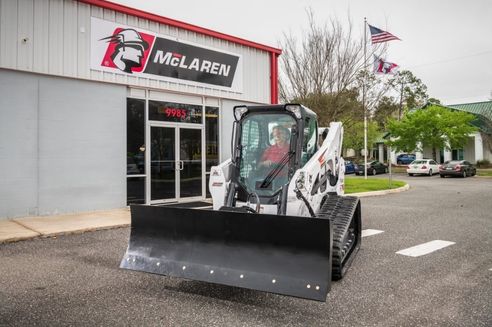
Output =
[{"x1": 0, "y1": 208, "x2": 130, "y2": 244}]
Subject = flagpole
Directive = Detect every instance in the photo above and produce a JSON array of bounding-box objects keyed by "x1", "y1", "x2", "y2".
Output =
[{"x1": 363, "y1": 17, "x2": 368, "y2": 179}]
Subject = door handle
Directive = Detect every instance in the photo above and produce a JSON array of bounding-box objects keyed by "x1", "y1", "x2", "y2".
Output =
[{"x1": 180, "y1": 161, "x2": 184, "y2": 170}]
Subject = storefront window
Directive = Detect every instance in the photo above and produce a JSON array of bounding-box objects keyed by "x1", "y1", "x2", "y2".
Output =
[
  {"x1": 127, "y1": 98, "x2": 146, "y2": 205},
  {"x1": 205, "y1": 106, "x2": 219, "y2": 197},
  {"x1": 149, "y1": 100, "x2": 203, "y2": 124},
  {"x1": 127, "y1": 98, "x2": 146, "y2": 175}
]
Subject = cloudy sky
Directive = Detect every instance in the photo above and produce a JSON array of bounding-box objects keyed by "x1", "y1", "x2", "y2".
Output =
[{"x1": 111, "y1": 0, "x2": 492, "y2": 105}]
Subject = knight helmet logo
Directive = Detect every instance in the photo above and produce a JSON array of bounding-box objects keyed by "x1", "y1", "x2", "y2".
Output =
[{"x1": 100, "y1": 29, "x2": 150, "y2": 73}]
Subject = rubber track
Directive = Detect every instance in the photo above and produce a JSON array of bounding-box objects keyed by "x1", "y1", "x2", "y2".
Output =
[{"x1": 317, "y1": 195, "x2": 361, "y2": 280}]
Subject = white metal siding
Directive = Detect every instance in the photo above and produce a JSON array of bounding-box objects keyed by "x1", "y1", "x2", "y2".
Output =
[
  {"x1": 33, "y1": 0, "x2": 50, "y2": 73},
  {"x1": 0, "y1": 0, "x2": 271, "y2": 103}
]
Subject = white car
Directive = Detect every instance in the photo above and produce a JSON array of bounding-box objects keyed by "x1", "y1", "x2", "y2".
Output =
[{"x1": 406, "y1": 159, "x2": 440, "y2": 176}]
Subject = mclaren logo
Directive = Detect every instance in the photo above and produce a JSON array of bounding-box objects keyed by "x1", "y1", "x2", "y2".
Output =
[
  {"x1": 153, "y1": 51, "x2": 232, "y2": 77},
  {"x1": 100, "y1": 29, "x2": 150, "y2": 73}
]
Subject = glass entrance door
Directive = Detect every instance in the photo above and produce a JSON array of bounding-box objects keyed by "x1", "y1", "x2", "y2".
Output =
[
  {"x1": 150, "y1": 126, "x2": 176, "y2": 201},
  {"x1": 149, "y1": 126, "x2": 203, "y2": 202},
  {"x1": 179, "y1": 128, "x2": 202, "y2": 198}
]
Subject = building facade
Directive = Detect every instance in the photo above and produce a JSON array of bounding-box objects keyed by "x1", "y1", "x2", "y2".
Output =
[{"x1": 0, "y1": 0, "x2": 281, "y2": 218}]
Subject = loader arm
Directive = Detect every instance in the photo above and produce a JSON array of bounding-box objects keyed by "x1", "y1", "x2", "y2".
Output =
[{"x1": 286, "y1": 121, "x2": 346, "y2": 217}]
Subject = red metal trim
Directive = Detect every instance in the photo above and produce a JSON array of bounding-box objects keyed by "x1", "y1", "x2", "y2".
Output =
[
  {"x1": 77, "y1": 0, "x2": 282, "y2": 55},
  {"x1": 270, "y1": 53, "x2": 279, "y2": 104}
]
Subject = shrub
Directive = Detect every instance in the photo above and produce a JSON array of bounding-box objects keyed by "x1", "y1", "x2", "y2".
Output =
[{"x1": 476, "y1": 159, "x2": 491, "y2": 168}]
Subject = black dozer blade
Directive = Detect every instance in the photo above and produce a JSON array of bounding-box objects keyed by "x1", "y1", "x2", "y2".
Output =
[{"x1": 120, "y1": 205, "x2": 333, "y2": 301}]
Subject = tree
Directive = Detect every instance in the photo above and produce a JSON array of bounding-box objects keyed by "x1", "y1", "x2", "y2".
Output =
[
  {"x1": 372, "y1": 96, "x2": 399, "y2": 129},
  {"x1": 387, "y1": 105, "x2": 477, "y2": 160},
  {"x1": 279, "y1": 10, "x2": 386, "y2": 125},
  {"x1": 428, "y1": 97, "x2": 441, "y2": 105},
  {"x1": 290, "y1": 89, "x2": 362, "y2": 128},
  {"x1": 343, "y1": 121, "x2": 380, "y2": 158},
  {"x1": 389, "y1": 70, "x2": 428, "y2": 119}
]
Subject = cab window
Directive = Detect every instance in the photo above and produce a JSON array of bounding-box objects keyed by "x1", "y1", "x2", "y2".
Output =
[
  {"x1": 302, "y1": 117, "x2": 317, "y2": 165},
  {"x1": 238, "y1": 113, "x2": 296, "y2": 196}
]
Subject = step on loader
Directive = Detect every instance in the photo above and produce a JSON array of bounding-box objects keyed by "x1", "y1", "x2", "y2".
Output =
[{"x1": 121, "y1": 104, "x2": 361, "y2": 301}]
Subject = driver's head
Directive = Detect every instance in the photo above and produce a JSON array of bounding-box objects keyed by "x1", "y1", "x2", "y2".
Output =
[{"x1": 271, "y1": 126, "x2": 290, "y2": 145}]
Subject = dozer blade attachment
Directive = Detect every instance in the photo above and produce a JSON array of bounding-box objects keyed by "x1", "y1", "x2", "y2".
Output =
[{"x1": 120, "y1": 205, "x2": 333, "y2": 301}]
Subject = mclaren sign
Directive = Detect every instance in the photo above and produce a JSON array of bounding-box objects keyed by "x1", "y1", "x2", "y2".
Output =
[{"x1": 91, "y1": 18, "x2": 242, "y2": 91}]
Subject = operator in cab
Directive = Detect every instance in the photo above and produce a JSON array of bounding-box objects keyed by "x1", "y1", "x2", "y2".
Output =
[{"x1": 258, "y1": 125, "x2": 290, "y2": 169}]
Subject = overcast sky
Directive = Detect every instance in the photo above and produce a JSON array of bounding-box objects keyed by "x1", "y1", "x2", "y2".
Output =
[{"x1": 111, "y1": 0, "x2": 492, "y2": 105}]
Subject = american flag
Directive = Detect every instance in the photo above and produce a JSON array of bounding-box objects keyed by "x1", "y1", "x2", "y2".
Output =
[{"x1": 368, "y1": 24, "x2": 401, "y2": 44}]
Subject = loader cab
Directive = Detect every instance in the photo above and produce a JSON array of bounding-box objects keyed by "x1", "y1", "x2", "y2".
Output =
[{"x1": 231, "y1": 104, "x2": 318, "y2": 205}]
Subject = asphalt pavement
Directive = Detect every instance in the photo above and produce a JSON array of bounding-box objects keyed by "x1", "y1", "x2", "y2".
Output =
[{"x1": 0, "y1": 175, "x2": 491, "y2": 326}]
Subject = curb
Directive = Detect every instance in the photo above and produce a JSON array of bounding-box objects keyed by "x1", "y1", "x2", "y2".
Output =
[{"x1": 348, "y1": 183, "x2": 410, "y2": 198}]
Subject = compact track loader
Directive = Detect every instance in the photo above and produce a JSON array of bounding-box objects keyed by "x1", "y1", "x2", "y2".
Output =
[{"x1": 121, "y1": 104, "x2": 361, "y2": 301}]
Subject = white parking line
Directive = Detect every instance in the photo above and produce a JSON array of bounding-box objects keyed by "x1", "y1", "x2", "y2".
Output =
[
  {"x1": 362, "y1": 229, "x2": 384, "y2": 238},
  {"x1": 396, "y1": 240, "x2": 455, "y2": 257}
]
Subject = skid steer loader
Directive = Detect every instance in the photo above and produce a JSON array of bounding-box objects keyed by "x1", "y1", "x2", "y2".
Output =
[{"x1": 120, "y1": 104, "x2": 361, "y2": 301}]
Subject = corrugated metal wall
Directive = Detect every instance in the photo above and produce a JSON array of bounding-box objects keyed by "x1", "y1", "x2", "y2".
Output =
[{"x1": 0, "y1": 0, "x2": 271, "y2": 103}]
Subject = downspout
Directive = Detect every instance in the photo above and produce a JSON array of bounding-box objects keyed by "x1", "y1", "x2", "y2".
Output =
[{"x1": 270, "y1": 52, "x2": 279, "y2": 104}]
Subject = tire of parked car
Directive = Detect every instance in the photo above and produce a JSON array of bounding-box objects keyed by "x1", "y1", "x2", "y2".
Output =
[
  {"x1": 440, "y1": 174, "x2": 445, "y2": 178},
  {"x1": 408, "y1": 173, "x2": 414, "y2": 176}
]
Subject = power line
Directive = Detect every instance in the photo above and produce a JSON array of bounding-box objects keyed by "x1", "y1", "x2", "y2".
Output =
[{"x1": 406, "y1": 50, "x2": 492, "y2": 69}]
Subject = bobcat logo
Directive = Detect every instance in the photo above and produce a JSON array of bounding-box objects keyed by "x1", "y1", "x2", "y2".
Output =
[{"x1": 100, "y1": 29, "x2": 149, "y2": 73}]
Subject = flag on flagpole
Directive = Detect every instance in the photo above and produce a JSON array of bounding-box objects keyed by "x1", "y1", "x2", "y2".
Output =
[
  {"x1": 368, "y1": 24, "x2": 401, "y2": 44},
  {"x1": 373, "y1": 56, "x2": 399, "y2": 74}
]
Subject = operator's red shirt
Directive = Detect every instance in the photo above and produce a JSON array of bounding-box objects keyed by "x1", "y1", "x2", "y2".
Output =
[{"x1": 261, "y1": 144, "x2": 289, "y2": 163}]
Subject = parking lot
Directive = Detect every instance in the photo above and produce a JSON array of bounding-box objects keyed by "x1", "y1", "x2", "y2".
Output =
[{"x1": 1, "y1": 175, "x2": 491, "y2": 326}]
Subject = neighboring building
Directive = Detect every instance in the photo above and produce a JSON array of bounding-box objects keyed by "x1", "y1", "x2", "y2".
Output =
[
  {"x1": 0, "y1": 0, "x2": 281, "y2": 218},
  {"x1": 373, "y1": 132, "x2": 390, "y2": 163},
  {"x1": 389, "y1": 101, "x2": 492, "y2": 164}
]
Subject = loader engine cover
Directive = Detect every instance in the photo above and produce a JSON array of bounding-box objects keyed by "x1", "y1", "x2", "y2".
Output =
[{"x1": 120, "y1": 205, "x2": 333, "y2": 301}]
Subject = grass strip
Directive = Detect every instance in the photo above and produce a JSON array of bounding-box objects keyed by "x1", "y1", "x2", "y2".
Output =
[
  {"x1": 345, "y1": 177, "x2": 406, "y2": 194},
  {"x1": 476, "y1": 169, "x2": 492, "y2": 177}
]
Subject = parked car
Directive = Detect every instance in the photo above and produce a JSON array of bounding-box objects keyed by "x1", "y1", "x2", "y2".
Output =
[
  {"x1": 407, "y1": 159, "x2": 440, "y2": 176},
  {"x1": 439, "y1": 160, "x2": 476, "y2": 178},
  {"x1": 355, "y1": 160, "x2": 388, "y2": 176},
  {"x1": 345, "y1": 160, "x2": 356, "y2": 174},
  {"x1": 396, "y1": 153, "x2": 416, "y2": 165}
]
